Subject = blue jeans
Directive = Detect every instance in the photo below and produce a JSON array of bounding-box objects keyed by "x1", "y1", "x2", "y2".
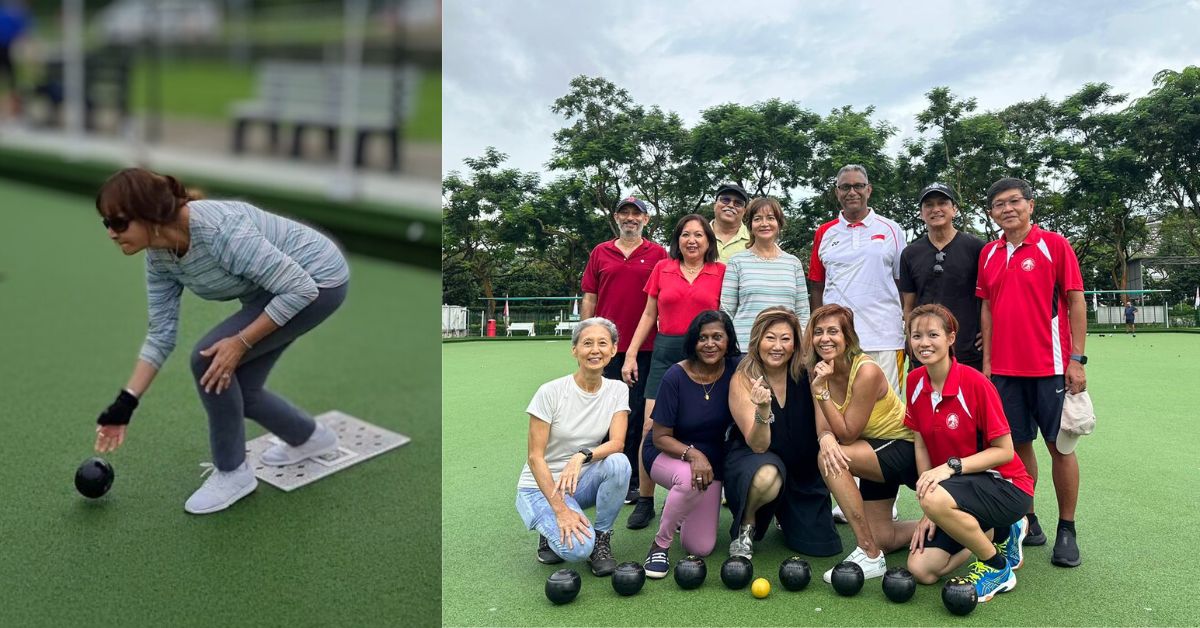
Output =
[{"x1": 515, "y1": 454, "x2": 631, "y2": 562}]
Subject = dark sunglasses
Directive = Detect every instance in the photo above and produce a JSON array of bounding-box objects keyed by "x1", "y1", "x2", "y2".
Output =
[
  {"x1": 933, "y1": 251, "x2": 946, "y2": 275},
  {"x1": 102, "y1": 216, "x2": 132, "y2": 233}
]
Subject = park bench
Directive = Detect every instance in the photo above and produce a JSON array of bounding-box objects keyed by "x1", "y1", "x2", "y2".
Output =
[
  {"x1": 507, "y1": 323, "x2": 536, "y2": 337},
  {"x1": 230, "y1": 61, "x2": 410, "y2": 170},
  {"x1": 554, "y1": 322, "x2": 578, "y2": 336}
]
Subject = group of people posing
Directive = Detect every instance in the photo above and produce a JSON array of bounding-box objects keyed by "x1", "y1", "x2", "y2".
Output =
[{"x1": 515, "y1": 167, "x2": 1089, "y2": 604}]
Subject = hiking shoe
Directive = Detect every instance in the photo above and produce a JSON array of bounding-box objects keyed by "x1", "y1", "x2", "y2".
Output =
[
  {"x1": 1023, "y1": 517, "x2": 1046, "y2": 546},
  {"x1": 997, "y1": 517, "x2": 1028, "y2": 570},
  {"x1": 624, "y1": 487, "x2": 639, "y2": 505},
  {"x1": 644, "y1": 543, "x2": 669, "y2": 579},
  {"x1": 822, "y1": 546, "x2": 887, "y2": 583},
  {"x1": 537, "y1": 535, "x2": 564, "y2": 565},
  {"x1": 589, "y1": 530, "x2": 617, "y2": 576},
  {"x1": 832, "y1": 504, "x2": 847, "y2": 524},
  {"x1": 260, "y1": 421, "x2": 338, "y2": 466},
  {"x1": 964, "y1": 560, "x2": 1016, "y2": 602},
  {"x1": 729, "y1": 524, "x2": 754, "y2": 559},
  {"x1": 184, "y1": 461, "x2": 257, "y2": 515},
  {"x1": 626, "y1": 496, "x2": 655, "y2": 530},
  {"x1": 1051, "y1": 526, "x2": 1081, "y2": 567}
]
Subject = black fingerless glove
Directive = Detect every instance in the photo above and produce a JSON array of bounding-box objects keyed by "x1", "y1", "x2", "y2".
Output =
[{"x1": 97, "y1": 390, "x2": 139, "y2": 426}]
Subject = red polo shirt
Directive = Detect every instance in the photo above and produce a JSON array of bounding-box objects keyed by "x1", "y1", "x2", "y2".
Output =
[
  {"x1": 975, "y1": 224, "x2": 1083, "y2": 377},
  {"x1": 581, "y1": 239, "x2": 668, "y2": 352},
  {"x1": 904, "y1": 361, "x2": 1034, "y2": 496},
  {"x1": 645, "y1": 259, "x2": 726, "y2": 335}
]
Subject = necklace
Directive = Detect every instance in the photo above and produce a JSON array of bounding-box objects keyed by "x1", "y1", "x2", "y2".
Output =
[
  {"x1": 701, "y1": 379, "x2": 716, "y2": 401},
  {"x1": 681, "y1": 263, "x2": 702, "y2": 275},
  {"x1": 692, "y1": 364, "x2": 724, "y2": 400}
]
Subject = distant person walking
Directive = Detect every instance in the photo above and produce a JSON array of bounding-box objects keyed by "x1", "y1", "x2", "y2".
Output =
[
  {"x1": 92, "y1": 168, "x2": 350, "y2": 514},
  {"x1": 0, "y1": 0, "x2": 31, "y2": 117},
  {"x1": 1124, "y1": 302, "x2": 1137, "y2": 336}
]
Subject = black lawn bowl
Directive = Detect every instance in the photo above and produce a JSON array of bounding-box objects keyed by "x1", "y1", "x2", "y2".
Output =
[
  {"x1": 720, "y1": 556, "x2": 754, "y2": 590},
  {"x1": 74, "y1": 457, "x2": 114, "y2": 499},
  {"x1": 830, "y1": 561, "x2": 865, "y2": 596},
  {"x1": 882, "y1": 567, "x2": 916, "y2": 603},
  {"x1": 942, "y1": 576, "x2": 978, "y2": 616},
  {"x1": 545, "y1": 569, "x2": 581, "y2": 605},
  {"x1": 611, "y1": 561, "x2": 646, "y2": 596},
  {"x1": 673, "y1": 555, "x2": 707, "y2": 590},
  {"x1": 779, "y1": 557, "x2": 812, "y2": 591}
]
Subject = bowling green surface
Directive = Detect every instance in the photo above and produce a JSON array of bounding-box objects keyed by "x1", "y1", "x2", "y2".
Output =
[
  {"x1": 1, "y1": 179, "x2": 440, "y2": 624},
  {"x1": 442, "y1": 335, "x2": 1200, "y2": 626}
]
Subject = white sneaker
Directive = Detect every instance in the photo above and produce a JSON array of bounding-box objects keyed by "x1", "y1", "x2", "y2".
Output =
[
  {"x1": 822, "y1": 546, "x2": 888, "y2": 583},
  {"x1": 832, "y1": 504, "x2": 847, "y2": 523},
  {"x1": 260, "y1": 422, "x2": 339, "y2": 466},
  {"x1": 184, "y1": 461, "x2": 258, "y2": 514},
  {"x1": 892, "y1": 503, "x2": 899, "y2": 521}
]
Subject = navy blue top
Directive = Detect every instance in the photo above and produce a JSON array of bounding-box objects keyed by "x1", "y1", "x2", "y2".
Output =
[{"x1": 643, "y1": 356, "x2": 741, "y2": 481}]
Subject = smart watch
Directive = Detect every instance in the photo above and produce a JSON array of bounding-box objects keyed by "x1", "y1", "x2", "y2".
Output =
[
  {"x1": 577, "y1": 448, "x2": 593, "y2": 464},
  {"x1": 947, "y1": 457, "x2": 963, "y2": 476},
  {"x1": 1070, "y1": 354, "x2": 1088, "y2": 365}
]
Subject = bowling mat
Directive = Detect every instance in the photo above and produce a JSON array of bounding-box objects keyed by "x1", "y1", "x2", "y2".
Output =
[{"x1": 245, "y1": 410, "x2": 411, "y2": 491}]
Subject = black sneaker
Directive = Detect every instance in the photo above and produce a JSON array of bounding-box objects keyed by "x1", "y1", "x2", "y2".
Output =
[
  {"x1": 1051, "y1": 526, "x2": 1081, "y2": 567},
  {"x1": 537, "y1": 535, "x2": 564, "y2": 564},
  {"x1": 589, "y1": 530, "x2": 617, "y2": 576},
  {"x1": 1023, "y1": 517, "x2": 1047, "y2": 546},
  {"x1": 626, "y1": 496, "x2": 655, "y2": 530},
  {"x1": 624, "y1": 487, "x2": 639, "y2": 505}
]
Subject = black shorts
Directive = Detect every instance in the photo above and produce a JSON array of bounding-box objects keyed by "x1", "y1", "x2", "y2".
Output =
[
  {"x1": 858, "y1": 439, "x2": 918, "y2": 501},
  {"x1": 925, "y1": 473, "x2": 1034, "y2": 554},
  {"x1": 991, "y1": 375, "x2": 1065, "y2": 445},
  {"x1": 603, "y1": 350, "x2": 652, "y2": 487},
  {"x1": 644, "y1": 334, "x2": 685, "y2": 400},
  {"x1": 723, "y1": 441, "x2": 842, "y2": 557}
]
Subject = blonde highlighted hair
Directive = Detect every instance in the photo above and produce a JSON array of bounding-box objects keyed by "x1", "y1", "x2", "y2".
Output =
[
  {"x1": 804, "y1": 304, "x2": 863, "y2": 372},
  {"x1": 735, "y1": 306, "x2": 805, "y2": 386}
]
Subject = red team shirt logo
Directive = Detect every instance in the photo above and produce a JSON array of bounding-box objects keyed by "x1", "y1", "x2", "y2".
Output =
[
  {"x1": 945, "y1": 413, "x2": 960, "y2": 430},
  {"x1": 1021, "y1": 258, "x2": 1036, "y2": 272}
]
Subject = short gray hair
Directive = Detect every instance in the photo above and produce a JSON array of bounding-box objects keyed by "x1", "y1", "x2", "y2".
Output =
[
  {"x1": 571, "y1": 317, "x2": 619, "y2": 347},
  {"x1": 836, "y1": 164, "x2": 869, "y2": 184}
]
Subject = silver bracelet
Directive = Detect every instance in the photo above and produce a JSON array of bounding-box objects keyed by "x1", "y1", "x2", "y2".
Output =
[{"x1": 237, "y1": 332, "x2": 254, "y2": 350}]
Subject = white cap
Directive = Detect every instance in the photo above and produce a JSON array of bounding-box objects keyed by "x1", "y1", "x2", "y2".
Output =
[{"x1": 1056, "y1": 390, "x2": 1095, "y2": 454}]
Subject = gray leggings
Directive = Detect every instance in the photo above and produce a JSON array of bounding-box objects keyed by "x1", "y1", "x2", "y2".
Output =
[{"x1": 189, "y1": 283, "x2": 348, "y2": 471}]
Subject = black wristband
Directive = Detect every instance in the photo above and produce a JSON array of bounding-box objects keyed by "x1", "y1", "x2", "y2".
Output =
[{"x1": 97, "y1": 389, "x2": 139, "y2": 426}]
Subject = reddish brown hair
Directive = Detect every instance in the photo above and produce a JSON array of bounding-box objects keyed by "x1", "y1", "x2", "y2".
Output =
[
  {"x1": 907, "y1": 303, "x2": 959, "y2": 357},
  {"x1": 804, "y1": 303, "x2": 863, "y2": 372},
  {"x1": 95, "y1": 168, "x2": 201, "y2": 224}
]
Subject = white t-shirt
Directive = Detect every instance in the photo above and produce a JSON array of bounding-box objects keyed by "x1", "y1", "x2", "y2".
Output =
[{"x1": 517, "y1": 375, "x2": 630, "y2": 490}]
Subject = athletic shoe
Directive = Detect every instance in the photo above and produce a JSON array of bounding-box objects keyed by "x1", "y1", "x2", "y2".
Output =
[
  {"x1": 184, "y1": 461, "x2": 257, "y2": 514},
  {"x1": 624, "y1": 487, "x2": 639, "y2": 505},
  {"x1": 729, "y1": 524, "x2": 754, "y2": 559},
  {"x1": 626, "y1": 496, "x2": 655, "y2": 530},
  {"x1": 537, "y1": 535, "x2": 564, "y2": 565},
  {"x1": 644, "y1": 543, "x2": 670, "y2": 579},
  {"x1": 589, "y1": 530, "x2": 617, "y2": 576},
  {"x1": 964, "y1": 560, "x2": 1016, "y2": 602},
  {"x1": 822, "y1": 546, "x2": 888, "y2": 583},
  {"x1": 892, "y1": 502, "x2": 899, "y2": 521},
  {"x1": 1023, "y1": 516, "x2": 1047, "y2": 546},
  {"x1": 259, "y1": 422, "x2": 339, "y2": 466},
  {"x1": 832, "y1": 504, "x2": 847, "y2": 524},
  {"x1": 1051, "y1": 526, "x2": 1082, "y2": 567},
  {"x1": 997, "y1": 517, "x2": 1028, "y2": 570}
]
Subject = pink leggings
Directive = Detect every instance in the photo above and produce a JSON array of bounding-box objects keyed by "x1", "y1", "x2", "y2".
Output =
[{"x1": 650, "y1": 455, "x2": 723, "y2": 556}]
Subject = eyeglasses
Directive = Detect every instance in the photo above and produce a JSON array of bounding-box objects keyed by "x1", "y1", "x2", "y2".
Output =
[
  {"x1": 836, "y1": 183, "x2": 868, "y2": 192},
  {"x1": 933, "y1": 251, "x2": 946, "y2": 276},
  {"x1": 990, "y1": 196, "x2": 1028, "y2": 210},
  {"x1": 717, "y1": 195, "x2": 746, "y2": 209},
  {"x1": 102, "y1": 216, "x2": 132, "y2": 233}
]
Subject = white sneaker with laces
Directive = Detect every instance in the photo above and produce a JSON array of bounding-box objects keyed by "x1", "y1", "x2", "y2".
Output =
[
  {"x1": 832, "y1": 504, "x2": 847, "y2": 523},
  {"x1": 822, "y1": 546, "x2": 888, "y2": 583},
  {"x1": 184, "y1": 461, "x2": 258, "y2": 514},
  {"x1": 260, "y1": 422, "x2": 339, "y2": 466}
]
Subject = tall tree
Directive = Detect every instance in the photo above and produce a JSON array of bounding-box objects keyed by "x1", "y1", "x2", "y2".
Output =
[{"x1": 1126, "y1": 66, "x2": 1200, "y2": 221}]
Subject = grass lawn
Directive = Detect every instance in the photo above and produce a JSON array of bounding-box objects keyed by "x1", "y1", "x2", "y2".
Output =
[
  {"x1": 442, "y1": 335, "x2": 1200, "y2": 626},
  {"x1": 1, "y1": 179, "x2": 440, "y2": 625}
]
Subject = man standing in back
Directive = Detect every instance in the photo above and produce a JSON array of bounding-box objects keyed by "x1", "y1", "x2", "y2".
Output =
[{"x1": 709, "y1": 183, "x2": 751, "y2": 263}]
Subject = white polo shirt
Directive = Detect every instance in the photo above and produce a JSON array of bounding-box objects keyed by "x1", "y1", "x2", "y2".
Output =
[{"x1": 808, "y1": 209, "x2": 907, "y2": 351}]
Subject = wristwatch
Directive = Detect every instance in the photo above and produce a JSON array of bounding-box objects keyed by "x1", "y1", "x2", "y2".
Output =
[
  {"x1": 754, "y1": 410, "x2": 775, "y2": 425},
  {"x1": 947, "y1": 457, "x2": 963, "y2": 476},
  {"x1": 815, "y1": 388, "x2": 831, "y2": 401},
  {"x1": 577, "y1": 448, "x2": 593, "y2": 464},
  {"x1": 1070, "y1": 354, "x2": 1088, "y2": 365}
]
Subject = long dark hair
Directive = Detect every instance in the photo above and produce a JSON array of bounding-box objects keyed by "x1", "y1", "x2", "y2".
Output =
[
  {"x1": 682, "y1": 310, "x2": 741, "y2": 363},
  {"x1": 95, "y1": 168, "x2": 202, "y2": 224},
  {"x1": 668, "y1": 214, "x2": 719, "y2": 263}
]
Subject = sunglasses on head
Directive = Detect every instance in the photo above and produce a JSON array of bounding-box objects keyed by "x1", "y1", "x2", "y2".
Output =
[
  {"x1": 933, "y1": 251, "x2": 946, "y2": 276},
  {"x1": 102, "y1": 215, "x2": 132, "y2": 233}
]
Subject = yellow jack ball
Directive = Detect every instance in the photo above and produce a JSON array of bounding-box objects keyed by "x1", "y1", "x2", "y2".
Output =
[{"x1": 751, "y1": 577, "x2": 771, "y2": 599}]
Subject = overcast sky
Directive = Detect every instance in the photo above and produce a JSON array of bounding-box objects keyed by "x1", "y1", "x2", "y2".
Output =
[{"x1": 444, "y1": 0, "x2": 1198, "y2": 183}]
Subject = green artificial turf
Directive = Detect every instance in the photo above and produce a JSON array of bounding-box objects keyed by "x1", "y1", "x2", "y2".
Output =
[
  {"x1": 0, "y1": 180, "x2": 440, "y2": 625},
  {"x1": 442, "y1": 336, "x2": 1200, "y2": 626}
]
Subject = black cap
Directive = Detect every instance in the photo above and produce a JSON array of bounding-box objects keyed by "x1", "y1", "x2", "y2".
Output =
[
  {"x1": 918, "y1": 182, "x2": 959, "y2": 206},
  {"x1": 614, "y1": 196, "x2": 648, "y2": 213},
  {"x1": 715, "y1": 183, "x2": 748, "y2": 202}
]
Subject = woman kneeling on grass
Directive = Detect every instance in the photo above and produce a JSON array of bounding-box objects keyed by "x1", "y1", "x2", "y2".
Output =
[
  {"x1": 93, "y1": 168, "x2": 349, "y2": 515},
  {"x1": 642, "y1": 310, "x2": 741, "y2": 578},
  {"x1": 809, "y1": 304, "x2": 918, "y2": 584},
  {"x1": 905, "y1": 304, "x2": 1033, "y2": 603},
  {"x1": 723, "y1": 306, "x2": 841, "y2": 560},
  {"x1": 516, "y1": 317, "x2": 632, "y2": 577}
]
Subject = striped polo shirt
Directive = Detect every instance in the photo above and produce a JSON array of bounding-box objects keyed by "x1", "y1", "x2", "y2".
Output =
[
  {"x1": 720, "y1": 247, "x2": 810, "y2": 348},
  {"x1": 140, "y1": 200, "x2": 350, "y2": 368}
]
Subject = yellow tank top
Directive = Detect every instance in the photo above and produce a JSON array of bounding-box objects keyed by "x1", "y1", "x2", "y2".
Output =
[{"x1": 833, "y1": 354, "x2": 912, "y2": 441}]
